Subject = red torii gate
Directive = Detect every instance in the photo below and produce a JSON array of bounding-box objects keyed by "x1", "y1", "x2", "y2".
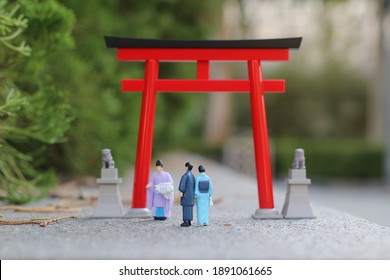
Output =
[{"x1": 105, "y1": 36, "x2": 302, "y2": 219}]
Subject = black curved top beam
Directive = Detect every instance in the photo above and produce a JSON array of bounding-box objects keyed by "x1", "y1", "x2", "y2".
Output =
[{"x1": 105, "y1": 36, "x2": 302, "y2": 49}]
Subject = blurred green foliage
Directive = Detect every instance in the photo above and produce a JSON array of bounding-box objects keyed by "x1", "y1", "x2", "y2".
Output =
[
  {"x1": 232, "y1": 54, "x2": 373, "y2": 179},
  {"x1": 272, "y1": 59, "x2": 377, "y2": 181},
  {"x1": 50, "y1": 0, "x2": 223, "y2": 175},
  {"x1": 1, "y1": 0, "x2": 224, "y2": 203},
  {"x1": 234, "y1": 58, "x2": 367, "y2": 139},
  {"x1": 268, "y1": 60, "x2": 367, "y2": 138},
  {"x1": 0, "y1": 0, "x2": 74, "y2": 203},
  {"x1": 274, "y1": 138, "x2": 383, "y2": 180}
]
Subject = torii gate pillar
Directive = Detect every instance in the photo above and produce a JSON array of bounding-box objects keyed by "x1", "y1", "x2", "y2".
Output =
[
  {"x1": 248, "y1": 59, "x2": 281, "y2": 219},
  {"x1": 105, "y1": 36, "x2": 302, "y2": 219}
]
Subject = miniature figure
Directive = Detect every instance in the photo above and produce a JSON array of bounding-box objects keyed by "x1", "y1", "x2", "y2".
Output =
[
  {"x1": 195, "y1": 165, "x2": 213, "y2": 226},
  {"x1": 146, "y1": 160, "x2": 174, "y2": 220},
  {"x1": 178, "y1": 162, "x2": 195, "y2": 227},
  {"x1": 292, "y1": 148, "x2": 305, "y2": 169},
  {"x1": 102, "y1": 148, "x2": 115, "y2": 168}
]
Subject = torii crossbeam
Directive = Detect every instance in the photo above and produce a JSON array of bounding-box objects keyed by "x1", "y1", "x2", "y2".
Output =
[{"x1": 105, "y1": 36, "x2": 302, "y2": 219}]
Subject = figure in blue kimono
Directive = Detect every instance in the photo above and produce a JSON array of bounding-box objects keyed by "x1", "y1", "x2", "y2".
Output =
[
  {"x1": 178, "y1": 162, "x2": 195, "y2": 227},
  {"x1": 195, "y1": 165, "x2": 213, "y2": 226}
]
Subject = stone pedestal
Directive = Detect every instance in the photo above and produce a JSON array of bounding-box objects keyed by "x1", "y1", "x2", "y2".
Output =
[
  {"x1": 252, "y1": 208, "x2": 282, "y2": 219},
  {"x1": 125, "y1": 208, "x2": 152, "y2": 219},
  {"x1": 93, "y1": 168, "x2": 124, "y2": 218},
  {"x1": 281, "y1": 169, "x2": 315, "y2": 219}
]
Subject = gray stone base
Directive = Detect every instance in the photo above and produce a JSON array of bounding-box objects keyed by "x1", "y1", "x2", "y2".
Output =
[
  {"x1": 252, "y1": 208, "x2": 283, "y2": 219},
  {"x1": 282, "y1": 168, "x2": 316, "y2": 219},
  {"x1": 125, "y1": 208, "x2": 152, "y2": 219},
  {"x1": 282, "y1": 185, "x2": 316, "y2": 219}
]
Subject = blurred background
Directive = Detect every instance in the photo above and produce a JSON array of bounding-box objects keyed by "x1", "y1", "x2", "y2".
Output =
[{"x1": 1, "y1": 0, "x2": 390, "y2": 224}]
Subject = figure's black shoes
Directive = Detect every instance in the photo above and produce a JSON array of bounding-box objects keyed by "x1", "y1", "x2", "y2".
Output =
[{"x1": 180, "y1": 221, "x2": 191, "y2": 227}]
